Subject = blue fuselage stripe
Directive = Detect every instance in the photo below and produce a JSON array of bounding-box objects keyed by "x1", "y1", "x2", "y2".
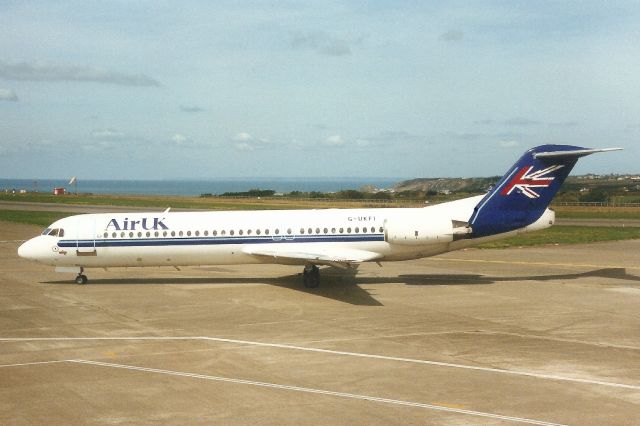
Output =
[{"x1": 58, "y1": 234, "x2": 385, "y2": 248}]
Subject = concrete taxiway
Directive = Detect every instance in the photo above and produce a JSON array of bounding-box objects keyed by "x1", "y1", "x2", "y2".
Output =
[{"x1": 1, "y1": 220, "x2": 639, "y2": 424}]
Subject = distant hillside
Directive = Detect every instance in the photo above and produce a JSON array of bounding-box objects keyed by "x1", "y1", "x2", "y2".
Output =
[{"x1": 393, "y1": 177, "x2": 499, "y2": 194}]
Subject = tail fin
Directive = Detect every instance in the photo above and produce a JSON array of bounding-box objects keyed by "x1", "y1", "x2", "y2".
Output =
[{"x1": 469, "y1": 144, "x2": 621, "y2": 237}]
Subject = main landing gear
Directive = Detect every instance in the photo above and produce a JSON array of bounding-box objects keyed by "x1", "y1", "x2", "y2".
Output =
[
  {"x1": 302, "y1": 265, "x2": 320, "y2": 288},
  {"x1": 75, "y1": 267, "x2": 88, "y2": 285}
]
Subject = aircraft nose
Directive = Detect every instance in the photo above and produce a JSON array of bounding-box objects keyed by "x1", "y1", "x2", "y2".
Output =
[{"x1": 18, "y1": 238, "x2": 41, "y2": 260}]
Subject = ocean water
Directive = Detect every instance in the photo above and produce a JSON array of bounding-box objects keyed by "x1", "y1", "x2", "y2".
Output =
[{"x1": 0, "y1": 178, "x2": 402, "y2": 196}]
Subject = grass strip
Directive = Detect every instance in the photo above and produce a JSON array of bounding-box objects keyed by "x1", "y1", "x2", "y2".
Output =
[
  {"x1": 0, "y1": 210, "x2": 71, "y2": 227},
  {"x1": 478, "y1": 225, "x2": 640, "y2": 248}
]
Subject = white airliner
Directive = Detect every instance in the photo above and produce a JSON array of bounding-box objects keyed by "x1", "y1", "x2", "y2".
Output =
[{"x1": 18, "y1": 145, "x2": 620, "y2": 287}]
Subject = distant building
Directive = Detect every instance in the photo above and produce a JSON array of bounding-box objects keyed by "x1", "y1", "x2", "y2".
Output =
[{"x1": 53, "y1": 187, "x2": 66, "y2": 195}]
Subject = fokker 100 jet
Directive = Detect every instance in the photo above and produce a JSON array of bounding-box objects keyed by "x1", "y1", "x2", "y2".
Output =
[{"x1": 18, "y1": 145, "x2": 620, "y2": 287}]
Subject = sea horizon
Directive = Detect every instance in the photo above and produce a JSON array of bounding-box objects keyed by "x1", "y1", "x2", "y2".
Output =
[{"x1": 0, "y1": 177, "x2": 406, "y2": 197}]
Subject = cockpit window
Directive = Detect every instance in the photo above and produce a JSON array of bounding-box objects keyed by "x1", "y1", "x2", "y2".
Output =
[{"x1": 42, "y1": 228, "x2": 64, "y2": 237}]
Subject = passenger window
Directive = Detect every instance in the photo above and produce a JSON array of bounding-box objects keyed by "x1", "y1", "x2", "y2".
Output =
[
  {"x1": 379, "y1": 226, "x2": 383, "y2": 233},
  {"x1": 256, "y1": 229, "x2": 261, "y2": 235},
  {"x1": 315, "y1": 228, "x2": 320, "y2": 234},
  {"x1": 230, "y1": 230, "x2": 235, "y2": 236},
  {"x1": 146, "y1": 231, "x2": 151, "y2": 237},
  {"x1": 171, "y1": 231, "x2": 176, "y2": 237},
  {"x1": 247, "y1": 229, "x2": 252, "y2": 235},
  {"x1": 239, "y1": 230, "x2": 243, "y2": 235},
  {"x1": 287, "y1": 228, "x2": 292, "y2": 234},
  {"x1": 347, "y1": 227, "x2": 351, "y2": 233},
  {"x1": 138, "y1": 232, "x2": 142, "y2": 237},
  {"x1": 300, "y1": 228, "x2": 305, "y2": 234},
  {"x1": 187, "y1": 231, "x2": 191, "y2": 236},
  {"x1": 331, "y1": 228, "x2": 336, "y2": 233},
  {"x1": 221, "y1": 230, "x2": 226, "y2": 236},
  {"x1": 339, "y1": 228, "x2": 344, "y2": 233},
  {"x1": 112, "y1": 232, "x2": 117, "y2": 238},
  {"x1": 323, "y1": 228, "x2": 328, "y2": 234},
  {"x1": 120, "y1": 232, "x2": 125, "y2": 238},
  {"x1": 308, "y1": 228, "x2": 312, "y2": 234},
  {"x1": 179, "y1": 231, "x2": 183, "y2": 237},
  {"x1": 163, "y1": 231, "x2": 167, "y2": 237},
  {"x1": 275, "y1": 229, "x2": 279, "y2": 235},
  {"x1": 154, "y1": 231, "x2": 159, "y2": 237},
  {"x1": 355, "y1": 227, "x2": 359, "y2": 233},
  {"x1": 265, "y1": 229, "x2": 270, "y2": 235},
  {"x1": 104, "y1": 232, "x2": 108, "y2": 238},
  {"x1": 195, "y1": 231, "x2": 200, "y2": 236},
  {"x1": 213, "y1": 230, "x2": 217, "y2": 236},
  {"x1": 204, "y1": 231, "x2": 208, "y2": 236}
]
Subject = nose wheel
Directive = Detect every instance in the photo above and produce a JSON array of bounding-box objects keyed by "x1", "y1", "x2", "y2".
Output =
[{"x1": 75, "y1": 268, "x2": 88, "y2": 285}]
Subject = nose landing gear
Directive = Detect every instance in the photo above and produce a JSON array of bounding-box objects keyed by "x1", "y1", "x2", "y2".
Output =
[
  {"x1": 75, "y1": 267, "x2": 88, "y2": 285},
  {"x1": 302, "y1": 265, "x2": 320, "y2": 288}
]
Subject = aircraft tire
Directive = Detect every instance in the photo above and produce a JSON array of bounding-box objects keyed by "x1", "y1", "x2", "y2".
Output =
[
  {"x1": 75, "y1": 275, "x2": 88, "y2": 285},
  {"x1": 303, "y1": 266, "x2": 320, "y2": 289}
]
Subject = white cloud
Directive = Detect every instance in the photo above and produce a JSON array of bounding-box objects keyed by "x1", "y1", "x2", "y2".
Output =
[
  {"x1": 91, "y1": 128, "x2": 125, "y2": 140},
  {"x1": 232, "y1": 132, "x2": 253, "y2": 142},
  {"x1": 0, "y1": 60, "x2": 160, "y2": 87},
  {"x1": 234, "y1": 142, "x2": 253, "y2": 151},
  {"x1": 231, "y1": 132, "x2": 273, "y2": 151},
  {"x1": 503, "y1": 117, "x2": 541, "y2": 126},
  {"x1": 291, "y1": 31, "x2": 360, "y2": 56},
  {"x1": 171, "y1": 133, "x2": 189, "y2": 145},
  {"x1": 323, "y1": 135, "x2": 346, "y2": 146},
  {"x1": 498, "y1": 140, "x2": 520, "y2": 148},
  {"x1": 0, "y1": 88, "x2": 18, "y2": 101}
]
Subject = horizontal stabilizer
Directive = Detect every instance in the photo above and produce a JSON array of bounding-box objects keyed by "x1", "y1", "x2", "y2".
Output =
[{"x1": 534, "y1": 147, "x2": 622, "y2": 159}]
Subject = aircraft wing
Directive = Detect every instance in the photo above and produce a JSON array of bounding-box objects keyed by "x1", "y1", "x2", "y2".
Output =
[{"x1": 242, "y1": 246, "x2": 383, "y2": 269}]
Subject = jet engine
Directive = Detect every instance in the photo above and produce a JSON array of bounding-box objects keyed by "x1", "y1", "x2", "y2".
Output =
[{"x1": 384, "y1": 213, "x2": 470, "y2": 245}]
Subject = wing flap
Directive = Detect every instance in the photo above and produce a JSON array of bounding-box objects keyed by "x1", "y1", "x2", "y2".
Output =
[{"x1": 242, "y1": 247, "x2": 382, "y2": 269}]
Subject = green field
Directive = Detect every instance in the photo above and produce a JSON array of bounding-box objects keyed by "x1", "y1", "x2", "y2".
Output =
[
  {"x1": 477, "y1": 226, "x2": 640, "y2": 248},
  {"x1": 0, "y1": 210, "x2": 70, "y2": 227},
  {"x1": 0, "y1": 193, "x2": 421, "y2": 210}
]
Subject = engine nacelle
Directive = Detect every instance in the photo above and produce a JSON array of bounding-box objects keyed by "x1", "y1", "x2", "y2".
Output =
[{"x1": 384, "y1": 212, "x2": 457, "y2": 245}]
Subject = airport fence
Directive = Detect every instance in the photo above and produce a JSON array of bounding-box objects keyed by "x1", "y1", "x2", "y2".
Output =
[{"x1": 552, "y1": 201, "x2": 640, "y2": 208}]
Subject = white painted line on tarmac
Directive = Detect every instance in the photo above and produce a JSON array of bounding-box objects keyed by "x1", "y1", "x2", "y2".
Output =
[
  {"x1": 197, "y1": 336, "x2": 640, "y2": 391},
  {"x1": 69, "y1": 359, "x2": 566, "y2": 426},
  {"x1": 0, "y1": 359, "x2": 69, "y2": 368},
  {"x1": 0, "y1": 240, "x2": 26, "y2": 243},
  {"x1": 2, "y1": 336, "x2": 638, "y2": 390}
]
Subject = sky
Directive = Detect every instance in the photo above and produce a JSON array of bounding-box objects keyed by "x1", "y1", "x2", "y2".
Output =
[{"x1": 0, "y1": 1, "x2": 639, "y2": 180}]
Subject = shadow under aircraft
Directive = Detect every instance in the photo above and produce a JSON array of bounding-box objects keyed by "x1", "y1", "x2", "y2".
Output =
[{"x1": 43, "y1": 267, "x2": 639, "y2": 307}]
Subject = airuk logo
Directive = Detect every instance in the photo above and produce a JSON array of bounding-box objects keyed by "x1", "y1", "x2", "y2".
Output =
[
  {"x1": 501, "y1": 165, "x2": 564, "y2": 199},
  {"x1": 106, "y1": 217, "x2": 168, "y2": 231}
]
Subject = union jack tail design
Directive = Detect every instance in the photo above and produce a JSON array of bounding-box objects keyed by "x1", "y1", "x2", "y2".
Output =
[
  {"x1": 501, "y1": 164, "x2": 565, "y2": 199},
  {"x1": 468, "y1": 144, "x2": 621, "y2": 237}
]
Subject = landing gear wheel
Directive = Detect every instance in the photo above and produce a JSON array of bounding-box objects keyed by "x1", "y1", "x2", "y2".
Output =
[
  {"x1": 75, "y1": 274, "x2": 88, "y2": 285},
  {"x1": 303, "y1": 265, "x2": 320, "y2": 288}
]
